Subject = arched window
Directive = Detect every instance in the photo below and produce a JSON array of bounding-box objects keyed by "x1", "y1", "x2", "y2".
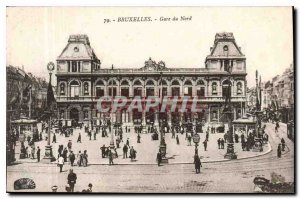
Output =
[
  {"x1": 171, "y1": 80, "x2": 180, "y2": 86},
  {"x1": 121, "y1": 80, "x2": 129, "y2": 86},
  {"x1": 222, "y1": 80, "x2": 231, "y2": 97},
  {"x1": 212, "y1": 82, "x2": 218, "y2": 95},
  {"x1": 133, "y1": 80, "x2": 142, "y2": 86},
  {"x1": 108, "y1": 80, "x2": 117, "y2": 86},
  {"x1": 108, "y1": 80, "x2": 117, "y2": 97},
  {"x1": 96, "y1": 80, "x2": 104, "y2": 86},
  {"x1": 121, "y1": 80, "x2": 129, "y2": 97},
  {"x1": 237, "y1": 82, "x2": 243, "y2": 95},
  {"x1": 60, "y1": 110, "x2": 65, "y2": 119},
  {"x1": 84, "y1": 82, "x2": 89, "y2": 95},
  {"x1": 197, "y1": 80, "x2": 205, "y2": 98},
  {"x1": 158, "y1": 79, "x2": 168, "y2": 97},
  {"x1": 70, "y1": 80, "x2": 80, "y2": 98},
  {"x1": 146, "y1": 80, "x2": 155, "y2": 86},
  {"x1": 60, "y1": 83, "x2": 65, "y2": 95},
  {"x1": 171, "y1": 80, "x2": 180, "y2": 96},
  {"x1": 184, "y1": 80, "x2": 193, "y2": 96}
]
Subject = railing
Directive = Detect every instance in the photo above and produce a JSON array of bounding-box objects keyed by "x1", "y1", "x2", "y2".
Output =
[{"x1": 56, "y1": 95, "x2": 246, "y2": 102}]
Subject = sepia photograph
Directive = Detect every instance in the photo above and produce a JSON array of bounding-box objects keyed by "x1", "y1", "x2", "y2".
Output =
[{"x1": 6, "y1": 6, "x2": 294, "y2": 193}]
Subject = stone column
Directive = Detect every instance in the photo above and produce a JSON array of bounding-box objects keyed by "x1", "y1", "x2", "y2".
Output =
[{"x1": 208, "y1": 105, "x2": 211, "y2": 123}]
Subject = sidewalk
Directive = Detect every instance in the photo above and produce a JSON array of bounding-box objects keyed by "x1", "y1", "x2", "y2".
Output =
[{"x1": 13, "y1": 124, "x2": 272, "y2": 165}]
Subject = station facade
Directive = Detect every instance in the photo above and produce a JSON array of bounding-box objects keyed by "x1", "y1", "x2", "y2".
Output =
[{"x1": 56, "y1": 33, "x2": 247, "y2": 126}]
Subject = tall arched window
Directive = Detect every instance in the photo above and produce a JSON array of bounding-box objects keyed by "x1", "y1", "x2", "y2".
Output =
[
  {"x1": 222, "y1": 80, "x2": 231, "y2": 97},
  {"x1": 212, "y1": 82, "x2": 218, "y2": 95},
  {"x1": 70, "y1": 80, "x2": 80, "y2": 98},
  {"x1": 108, "y1": 80, "x2": 117, "y2": 97},
  {"x1": 133, "y1": 80, "x2": 143, "y2": 97},
  {"x1": 197, "y1": 80, "x2": 205, "y2": 98},
  {"x1": 146, "y1": 80, "x2": 155, "y2": 97},
  {"x1": 95, "y1": 80, "x2": 105, "y2": 99},
  {"x1": 120, "y1": 80, "x2": 129, "y2": 97},
  {"x1": 184, "y1": 80, "x2": 193, "y2": 97},
  {"x1": 171, "y1": 80, "x2": 180, "y2": 96},
  {"x1": 237, "y1": 82, "x2": 243, "y2": 95},
  {"x1": 159, "y1": 79, "x2": 168, "y2": 98}
]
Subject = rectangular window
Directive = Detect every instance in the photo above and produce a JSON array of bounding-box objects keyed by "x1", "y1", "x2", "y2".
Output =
[
  {"x1": 109, "y1": 87, "x2": 117, "y2": 97},
  {"x1": 96, "y1": 87, "x2": 104, "y2": 99},
  {"x1": 68, "y1": 61, "x2": 71, "y2": 72},
  {"x1": 197, "y1": 87, "x2": 205, "y2": 98},
  {"x1": 121, "y1": 88, "x2": 129, "y2": 97},
  {"x1": 146, "y1": 88, "x2": 154, "y2": 97},
  {"x1": 134, "y1": 88, "x2": 142, "y2": 97},
  {"x1": 72, "y1": 62, "x2": 77, "y2": 72},
  {"x1": 78, "y1": 61, "x2": 81, "y2": 72},
  {"x1": 184, "y1": 87, "x2": 192, "y2": 97},
  {"x1": 159, "y1": 87, "x2": 168, "y2": 98},
  {"x1": 172, "y1": 87, "x2": 180, "y2": 96}
]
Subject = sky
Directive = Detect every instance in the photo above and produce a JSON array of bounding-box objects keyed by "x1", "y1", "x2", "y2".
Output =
[{"x1": 6, "y1": 7, "x2": 293, "y2": 87}]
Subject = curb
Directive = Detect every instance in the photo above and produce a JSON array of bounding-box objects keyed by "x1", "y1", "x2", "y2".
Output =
[{"x1": 13, "y1": 142, "x2": 273, "y2": 166}]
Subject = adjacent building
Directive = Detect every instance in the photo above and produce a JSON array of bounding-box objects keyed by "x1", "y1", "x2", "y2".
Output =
[{"x1": 56, "y1": 33, "x2": 247, "y2": 126}]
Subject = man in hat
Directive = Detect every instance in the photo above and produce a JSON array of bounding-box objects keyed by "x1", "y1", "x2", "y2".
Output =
[
  {"x1": 67, "y1": 169, "x2": 77, "y2": 192},
  {"x1": 36, "y1": 146, "x2": 41, "y2": 162}
]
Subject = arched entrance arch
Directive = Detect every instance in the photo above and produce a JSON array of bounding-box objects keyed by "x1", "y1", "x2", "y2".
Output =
[{"x1": 70, "y1": 108, "x2": 80, "y2": 125}]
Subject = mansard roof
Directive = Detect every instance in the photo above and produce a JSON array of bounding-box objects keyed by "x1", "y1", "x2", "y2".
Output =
[
  {"x1": 57, "y1": 34, "x2": 99, "y2": 61},
  {"x1": 206, "y1": 32, "x2": 245, "y2": 60}
]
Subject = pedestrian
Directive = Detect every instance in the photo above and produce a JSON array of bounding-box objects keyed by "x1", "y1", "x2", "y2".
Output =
[
  {"x1": 31, "y1": 144, "x2": 35, "y2": 159},
  {"x1": 93, "y1": 129, "x2": 97, "y2": 140},
  {"x1": 217, "y1": 138, "x2": 221, "y2": 149},
  {"x1": 88, "y1": 129, "x2": 92, "y2": 140},
  {"x1": 77, "y1": 151, "x2": 83, "y2": 166},
  {"x1": 194, "y1": 152, "x2": 202, "y2": 174},
  {"x1": 224, "y1": 132, "x2": 228, "y2": 143},
  {"x1": 275, "y1": 126, "x2": 278, "y2": 133},
  {"x1": 116, "y1": 137, "x2": 120, "y2": 148},
  {"x1": 82, "y1": 150, "x2": 88, "y2": 167},
  {"x1": 57, "y1": 155, "x2": 64, "y2": 172},
  {"x1": 277, "y1": 144, "x2": 282, "y2": 158},
  {"x1": 36, "y1": 146, "x2": 40, "y2": 162},
  {"x1": 123, "y1": 144, "x2": 128, "y2": 159},
  {"x1": 86, "y1": 183, "x2": 93, "y2": 192},
  {"x1": 108, "y1": 150, "x2": 114, "y2": 165},
  {"x1": 176, "y1": 135, "x2": 180, "y2": 145},
  {"x1": 67, "y1": 140, "x2": 72, "y2": 151},
  {"x1": 157, "y1": 150, "x2": 162, "y2": 166},
  {"x1": 137, "y1": 133, "x2": 141, "y2": 143},
  {"x1": 188, "y1": 135, "x2": 192, "y2": 146},
  {"x1": 100, "y1": 145, "x2": 106, "y2": 158},
  {"x1": 126, "y1": 138, "x2": 130, "y2": 147},
  {"x1": 77, "y1": 133, "x2": 81, "y2": 143},
  {"x1": 234, "y1": 133, "x2": 239, "y2": 143},
  {"x1": 281, "y1": 138, "x2": 286, "y2": 151},
  {"x1": 39, "y1": 132, "x2": 43, "y2": 141},
  {"x1": 206, "y1": 131, "x2": 209, "y2": 141},
  {"x1": 69, "y1": 151, "x2": 75, "y2": 166},
  {"x1": 67, "y1": 169, "x2": 77, "y2": 192},
  {"x1": 130, "y1": 146, "x2": 135, "y2": 161},
  {"x1": 63, "y1": 147, "x2": 68, "y2": 162},
  {"x1": 25, "y1": 146, "x2": 29, "y2": 158},
  {"x1": 172, "y1": 129, "x2": 175, "y2": 139},
  {"x1": 221, "y1": 138, "x2": 225, "y2": 149},
  {"x1": 52, "y1": 133, "x2": 56, "y2": 143},
  {"x1": 203, "y1": 139, "x2": 207, "y2": 151}
]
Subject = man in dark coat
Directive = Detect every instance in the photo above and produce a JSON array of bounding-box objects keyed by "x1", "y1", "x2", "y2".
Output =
[
  {"x1": 203, "y1": 139, "x2": 208, "y2": 151},
  {"x1": 217, "y1": 138, "x2": 221, "y2": 149},
  {"x1": 194, "y1": 152, "x2": 202, "y2": 174},
  {"x1": 176, "y1": 135, "x2": 180, "y2": 145},
  {"x1": 281, "y1": 138, "x2": 286, "y2": 151},
  {"x1": 206, "y1": 131, "x2": 209, "y2": 141},
  {"x1": 157, "y1": 151, "x2": 162, "y2": 166},
  {"x1": 52, "y1": 133, "x2": 56, "y2": 143},
  {"x1": 277, "y1": 144, "x2": 282, "y2": 158},
  {"x1": 123, "y1": 144, "x2": 128, "y2": 159},
  {"x1": 69, "y1": 151, "x2": 75, "y2": 166},
  {"x1": 77, "y1": 133, "x2": 81, "y2": 143},
  {"x1": 137, "y1": 134, "x2": 141, "y2": 143},
  {"x1": 67, "y1": 169, "x2": 77, "y2": 192},
  {"x1": 36, "y1": 146, "x2": 41, "y2": 162},
  {"x1": 100, "y1": 145, "x2": 106, "y2": 158}
]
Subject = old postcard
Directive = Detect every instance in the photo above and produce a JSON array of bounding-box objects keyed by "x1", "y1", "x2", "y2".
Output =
[{"x1": 6, "y1": 7, "x2": 294, "y2": 193}]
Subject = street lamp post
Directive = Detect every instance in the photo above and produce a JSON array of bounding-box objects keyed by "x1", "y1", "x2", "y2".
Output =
[
  {"x1": 42, "y1": 62, "x2": 56, "y2": 163},
  {"x1": 224, "y1": 65, "x2": 237, "y2": 159}
]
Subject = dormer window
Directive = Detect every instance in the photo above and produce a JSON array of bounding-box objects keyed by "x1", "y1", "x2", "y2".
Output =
[{"x1": 223, "y1": 45, "x2": 228, "y2": 51}]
